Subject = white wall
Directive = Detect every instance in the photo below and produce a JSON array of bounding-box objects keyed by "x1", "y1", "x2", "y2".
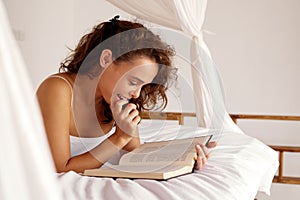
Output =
[
  {"x1": 204, "y1": 0, "x2": 300, "y2": 115},
  {"x1": 3, "y1": 0, "x2": 300, "y2": 199},
  {"x1": 73, "y1": 0, "x2": 130, "y2": 43},
  {"x1": 3, "y1": 0, "x2": 74, "y2": 89}
]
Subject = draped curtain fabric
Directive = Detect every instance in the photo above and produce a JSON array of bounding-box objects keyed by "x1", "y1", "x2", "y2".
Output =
[
  {"x1": 104, "y1": 0, "x2": 181, "y2": 30},
  {"x1": 0, "y1": 1, "x2": 63, "y2": 200},
  {"x1": 106, "y1": 0, "x2": 239, "y2": 132},
  {"x1": 172, "y1": 0, "x2": 214, "y2": 127}
]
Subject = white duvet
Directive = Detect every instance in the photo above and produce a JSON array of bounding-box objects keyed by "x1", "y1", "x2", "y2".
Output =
[{"x1": 58, "y1": 123, "x2": 278, "y2": 200}]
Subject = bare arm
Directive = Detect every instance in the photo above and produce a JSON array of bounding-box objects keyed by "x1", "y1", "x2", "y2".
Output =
[
  {"x1": 37, "y1": 78, "x2": 133, "y2": 173},
  {"x1": 65, "y1": 129, "x2": 132, "y2": 173},
  {"x1": 122, "y1": 129, "x2": 140, "y2": 152}
]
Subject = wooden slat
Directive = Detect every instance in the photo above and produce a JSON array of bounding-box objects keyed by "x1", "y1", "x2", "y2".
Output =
[
  {"x1": 278, "y1": 151, "x2": 284, "y2": 180},
  {"x1": 141, "y1": 112, "x2": 196, "y2": 125},
  {"x1": 269, "y1": 145, "x2": 300, "y2": 152},
  {"x1": 273, "y1": 176, "x2": 300, "y2": 184},
  {"x1": 229, "y1": 114, "x2": 300, "y2": 121}
]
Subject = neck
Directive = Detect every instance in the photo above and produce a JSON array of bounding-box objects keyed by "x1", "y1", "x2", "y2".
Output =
[{"x1": 73, "y1": 74, "x2": 103, "y2": 105}]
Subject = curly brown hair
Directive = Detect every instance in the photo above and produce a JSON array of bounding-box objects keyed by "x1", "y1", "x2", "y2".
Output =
[{"x1": 60, "y1": 16, "x2": 177, "y2": 123}]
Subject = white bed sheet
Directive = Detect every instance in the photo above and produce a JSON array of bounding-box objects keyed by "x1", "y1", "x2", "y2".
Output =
[{"x1": 58, "y1": 122, "x2": 278, "y2": 200}]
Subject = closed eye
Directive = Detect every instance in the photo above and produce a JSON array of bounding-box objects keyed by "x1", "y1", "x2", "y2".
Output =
[
  {"x1": 129, "y1": 80, "x2": 138, "y2": 86},
  {"x1": 128, "y1": 75, "x2": 145, "y2": 85}
]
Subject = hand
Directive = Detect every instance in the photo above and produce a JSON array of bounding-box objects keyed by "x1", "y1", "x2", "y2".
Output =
[
  {"x1": 111, "y1": 99, "x2": 140, "y2": 137},
  {"x1": 194, "y1": 141, "x2": 217, "y2": 170}
]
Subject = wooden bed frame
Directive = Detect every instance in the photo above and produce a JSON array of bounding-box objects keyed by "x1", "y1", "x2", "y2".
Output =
[{"x1": 141, "y1": 111, "x2": 300, "y2": 185}]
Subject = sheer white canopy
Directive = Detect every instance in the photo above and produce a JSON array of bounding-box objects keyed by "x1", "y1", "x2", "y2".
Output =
[
  {"x1": 0, "y1": 1, "x2": 63, "y2": 200},
  {"x1": 106, "y1": 0, "x2": 239, "y2": 132}
]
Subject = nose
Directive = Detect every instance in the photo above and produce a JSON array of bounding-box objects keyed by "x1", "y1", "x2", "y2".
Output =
[{"x1": 130, "y1": 87, "x2": 142, "y2": 99}]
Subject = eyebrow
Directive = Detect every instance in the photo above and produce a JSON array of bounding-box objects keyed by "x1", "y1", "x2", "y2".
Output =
[{"x1": 128, "y1": 75, "x2": 145, "y2": 84}]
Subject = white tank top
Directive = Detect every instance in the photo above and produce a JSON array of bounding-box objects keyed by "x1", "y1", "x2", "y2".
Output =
[{"x1": 69, "y1": 127, "x2": 115, "y2": 157}]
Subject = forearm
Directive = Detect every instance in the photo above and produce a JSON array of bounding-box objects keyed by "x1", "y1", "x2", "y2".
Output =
[{"x1": 57, "y1": 131, "x2": 132, "y2": 173}]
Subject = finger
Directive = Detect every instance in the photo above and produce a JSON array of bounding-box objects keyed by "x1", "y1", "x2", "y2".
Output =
[
  {"x1": 122, "y1": 103, "x2": 137, "y2": 115},
  {"x1": 199, "y1": 143, "x2": 210, "y2": 157},
  {"x1": 129, "y1": 109, "x2": 139, "y2": 120},
  {"x1": 196, "y1": 144, "x2": 206, "y2": 156},
  {"x1": 132, "y1": 115, "x2": 141, "y2": 125},
  {"x1": 111, "y1": 99, "x2": 127, "y2": 113},
  {"x1": 130, "y1": 110, "x2": 139, "y2": 120},
  {"x1": 195, "y1": 145, "x2": 202, "y2": 170},
  {"x1": 195, "y1": 144, "x2": 206, "y2": 170},
  {"x1": 206, "y1": 141, "x2": 217, "y2": 148},
  {"x1": 199, "y1": 145, "x2": 207, "y2": 162},
  {"x1": 194, "y1": 159, "x2": 202, "y2": 170}
]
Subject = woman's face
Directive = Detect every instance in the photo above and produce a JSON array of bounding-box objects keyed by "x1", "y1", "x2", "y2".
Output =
[{"x1": 99, "y1": 56, "x2": 159, "y2": 105}]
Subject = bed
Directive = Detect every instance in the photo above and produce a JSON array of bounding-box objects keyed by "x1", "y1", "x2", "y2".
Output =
[
  {"x1": 57, "y1": 112, "x2": 279, "y2": 200},
  {"x1": 56, "y1": 112, "x2": 300, "y2": 200}
]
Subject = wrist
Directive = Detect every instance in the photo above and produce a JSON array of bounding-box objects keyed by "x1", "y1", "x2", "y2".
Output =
[
  {"x1": 115, "y1": 129, "x2": 132, "y2": 141},
  {"x1": 109, "y1": 127, "x2": 133, "y2": 148}
]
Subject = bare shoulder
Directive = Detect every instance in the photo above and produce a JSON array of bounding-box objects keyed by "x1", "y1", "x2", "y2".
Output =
[
  {"x1": 37, "y1": 74, "x2": 73, "y2": 96},
  {"x1": 36, "y1": 74, "x2": 73, "y2": 106}
]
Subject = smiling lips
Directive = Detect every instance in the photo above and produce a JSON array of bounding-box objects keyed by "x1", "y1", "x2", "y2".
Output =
[{"x1": 117, "y1": 94, "x2": 129, "y2": 102}]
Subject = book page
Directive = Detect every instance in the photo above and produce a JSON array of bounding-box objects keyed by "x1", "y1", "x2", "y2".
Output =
[{"x1": 119, "y1": 135, "x2": 211, "y2": 166}]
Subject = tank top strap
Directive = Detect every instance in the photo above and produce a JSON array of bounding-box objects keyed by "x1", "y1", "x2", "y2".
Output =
[{"x1": 48, "y1": 75, "x2": 73, "y2": 90}]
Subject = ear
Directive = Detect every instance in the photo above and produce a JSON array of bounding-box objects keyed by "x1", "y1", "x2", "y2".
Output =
[{"x1": 99, "y1": 49, "x2": 113, "y2": 68}]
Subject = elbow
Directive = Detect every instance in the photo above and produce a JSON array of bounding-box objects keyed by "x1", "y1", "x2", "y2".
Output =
[
  {"x1": 55, "y1": 165, "x2": 72, "y2": 173},
  {"x1": 55, "y1": 159, "x2": 77, "y2": 173}
]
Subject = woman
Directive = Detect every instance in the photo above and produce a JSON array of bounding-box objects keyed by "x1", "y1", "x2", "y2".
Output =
[{"x1": 37, "y1": 16, "x2": 215, "y2": 173}]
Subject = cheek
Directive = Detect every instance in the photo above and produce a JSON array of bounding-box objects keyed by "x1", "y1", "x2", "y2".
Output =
[
  {"x1": 100, "y1": 83, "x2": 113, "y2": 103},
  {"x1": 114, "y1": 78, "x2": 130, "y2": 94},
  {"x1": 99, "y1": 72, "x2": 119, "y2": 103}
]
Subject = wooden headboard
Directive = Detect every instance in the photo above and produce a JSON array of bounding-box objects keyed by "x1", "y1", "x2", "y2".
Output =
[{"x1": 141, "y1": 111, "x2": 300, "y2": 185}]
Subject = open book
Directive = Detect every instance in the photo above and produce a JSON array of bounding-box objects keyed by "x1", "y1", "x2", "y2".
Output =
[{"x1": 83, "y1": 135, "x2": 212, "y2": 180}]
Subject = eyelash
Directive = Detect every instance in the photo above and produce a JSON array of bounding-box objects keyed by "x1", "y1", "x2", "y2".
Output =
[{"x1": 129, "y1": 80, "x2": 138, "y2": 86}]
